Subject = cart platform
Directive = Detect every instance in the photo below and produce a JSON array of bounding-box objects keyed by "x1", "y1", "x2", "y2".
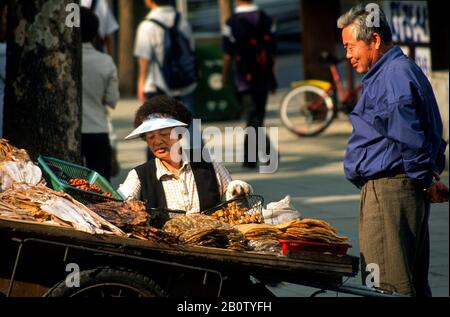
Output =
[{"x1": 1, "y1": 217, "x2": 380, "y2": 297}]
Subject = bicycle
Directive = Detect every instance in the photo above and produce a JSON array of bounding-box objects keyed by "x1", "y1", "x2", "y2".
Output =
[{"x1": 279, "y1": 51, "x2": 361, "y2": 137}]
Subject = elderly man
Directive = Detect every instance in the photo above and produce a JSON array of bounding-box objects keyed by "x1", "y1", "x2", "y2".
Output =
[{"x1": 337, "y1": 4, "x2": 448, "y2": 296}]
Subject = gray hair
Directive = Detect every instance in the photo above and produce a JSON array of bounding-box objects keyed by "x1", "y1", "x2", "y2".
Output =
[{"x1": 337, "y1": 2, "x2": 392, "y2": 45}]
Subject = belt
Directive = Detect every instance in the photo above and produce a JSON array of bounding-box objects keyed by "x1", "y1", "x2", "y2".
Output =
[{"x1": 361, "y1": 170, "x2": 405, "y2": 186}]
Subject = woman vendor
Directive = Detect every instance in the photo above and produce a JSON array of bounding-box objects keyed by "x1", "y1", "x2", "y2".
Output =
[{"x1": 118, "y1": 96, "x2": 253, "y2": 225}]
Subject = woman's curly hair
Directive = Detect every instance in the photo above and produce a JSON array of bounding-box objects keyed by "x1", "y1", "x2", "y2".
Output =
[{"x1": 134, "y1": 95, "x2": 193, "y2": 129}]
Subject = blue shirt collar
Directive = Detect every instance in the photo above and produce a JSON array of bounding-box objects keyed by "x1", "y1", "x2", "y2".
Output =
[{"x1": 362, "y1": 46, "x2": 404, "y2": 84}]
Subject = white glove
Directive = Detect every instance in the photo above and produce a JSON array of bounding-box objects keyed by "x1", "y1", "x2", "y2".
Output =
[{"x1": 226, "y1": 180, "x2": 254, "y2": 201}]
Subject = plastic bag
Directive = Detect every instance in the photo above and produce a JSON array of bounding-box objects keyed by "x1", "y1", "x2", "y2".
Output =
[
  {"x1": 262, "y1": 195, "x2": 301, "y2": 225},
  {"x1": 248, "y1": 239, "x2": 281, "y2": 253}
]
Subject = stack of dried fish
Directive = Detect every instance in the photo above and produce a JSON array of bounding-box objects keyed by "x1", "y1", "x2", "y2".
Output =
[
  {"x1": 233, "y1": 223, "x2": 282, "y2": 241},
  {"x1": 0, "y1": 139, "x2": 42, "y2": 190},
  {"x1": 234, "y1": 218, "x2": 348, "y2": 246},
  {"x1": 277, "y1": 218, "x2": 348, "y2": 244},
  {"x1": 163, "y1": 214, "x2": 248, "y2": 250},
  {"x1": 0, "y1": 183, "x2": 124, "y2": 236}
]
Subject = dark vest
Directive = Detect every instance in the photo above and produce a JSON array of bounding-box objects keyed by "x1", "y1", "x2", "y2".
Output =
[{"x1": 135, "y1": 158, "x2": 221, "y2": 213}]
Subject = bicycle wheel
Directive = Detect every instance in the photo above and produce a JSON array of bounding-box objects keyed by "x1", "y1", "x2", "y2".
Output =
[
  {"x1": 279, "y1": 85, "x2": 335, "y2": 137},
  {"x1": 44, "y1": 266, "x2": 166, "y2": 297}
]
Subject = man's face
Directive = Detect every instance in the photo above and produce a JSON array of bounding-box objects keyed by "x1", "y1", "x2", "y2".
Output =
[
  {"x1": 145, "y1": 127, "x2": 181, "y2": 162},
  {"x1": 342, "y1": 24, "x2": 377, "y2": 74}
]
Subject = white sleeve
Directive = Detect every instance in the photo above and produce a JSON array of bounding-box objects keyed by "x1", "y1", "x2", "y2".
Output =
[
  {"x1": 117, "y1": 169, "x2": 141, "y2": 200},
  {"x1": 96, "y1": 0, "x2": 119, "y2": 38},
  {"x1": 134, "y1": 22, "x2": 153, "y2": 60}
]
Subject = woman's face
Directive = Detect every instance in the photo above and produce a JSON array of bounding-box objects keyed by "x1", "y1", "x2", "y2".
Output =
[{"x1": 145, "y1": 127, "x2": 181, "y2": 162}]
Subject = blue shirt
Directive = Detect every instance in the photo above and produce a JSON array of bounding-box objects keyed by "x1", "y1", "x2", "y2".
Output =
[{"x1": 344, "y1": 46, "x2": 446, "y2": 189}]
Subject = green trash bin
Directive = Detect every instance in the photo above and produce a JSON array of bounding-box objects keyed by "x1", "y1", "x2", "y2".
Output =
[{"x1": 193, "y1": 41, "x2": 241, "y2": 121}]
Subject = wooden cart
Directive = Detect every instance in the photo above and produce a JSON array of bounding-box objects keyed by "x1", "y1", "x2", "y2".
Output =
[{"x1": 0, "y1": 217, "x2": 399, "y2": 297}]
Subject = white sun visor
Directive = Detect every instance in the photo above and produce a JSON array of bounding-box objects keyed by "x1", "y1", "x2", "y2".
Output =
[{"x1": 125, "y1": 116, "x2": 188, "y2": 140}]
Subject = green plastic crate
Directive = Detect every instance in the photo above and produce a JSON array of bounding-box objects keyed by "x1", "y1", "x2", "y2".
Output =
[{"x1": 37, "y1": 155, "x2": 123, "y2": 205}]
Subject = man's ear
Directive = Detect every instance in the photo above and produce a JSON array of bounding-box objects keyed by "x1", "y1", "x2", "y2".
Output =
[{"x1": 372, "y1": 32, "x2": 382, "y2": 50}]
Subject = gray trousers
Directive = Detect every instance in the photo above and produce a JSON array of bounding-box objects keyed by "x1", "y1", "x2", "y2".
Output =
[{"x1": 359, "y1": 174, "x2": 431, "y2": 297}]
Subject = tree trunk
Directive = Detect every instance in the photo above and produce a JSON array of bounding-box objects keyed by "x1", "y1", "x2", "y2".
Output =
[
  {"x1": 118, "y1": 0, "x2": 134, "y2": 96},
  {"x1": 3, "y1": 0, "x2": 81, "y2": 163},
  {"x1": 301, "y1": 0, "x2": 340, "y2": 81}
]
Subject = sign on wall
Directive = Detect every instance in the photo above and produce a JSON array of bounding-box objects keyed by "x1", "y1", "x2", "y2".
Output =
[
  {"x1": 384, "y1": 1, "x2": 430, "y2": 44},
  {"x1": 414, "y1": 47, "x2": 432, "y2": 78},
  {"x1": 384, "y1": 1, "x2": 431, "y2": 76}
]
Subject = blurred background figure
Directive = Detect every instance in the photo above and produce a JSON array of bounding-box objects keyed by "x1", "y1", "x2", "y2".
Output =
[
  {"x1": 221, "y1": 0, "x2": 277, "y2": 169},
  {"x1": 82, "y1": 0, "x2": 120, "y2": 177},
  {"x1": 0, "y1": 2, "x2": 7, "y2": 138},
  {"x1": 81, "y1": 0, "x2": 119, "y2": 55},
  {"x1": 81, "y1": 7, "x2": 120, "y2": 181}
]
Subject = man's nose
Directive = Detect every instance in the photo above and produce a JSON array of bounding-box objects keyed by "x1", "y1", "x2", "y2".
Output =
[{"x1": 346, "y1": 50, "x2": 352, "y2": 60}]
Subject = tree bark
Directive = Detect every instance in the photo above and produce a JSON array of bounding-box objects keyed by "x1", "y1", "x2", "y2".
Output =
[
  {"x1": 3, "y1": 0, "x2": 81, "y2": 163},
  {"x1": 118, "y1": 0, "x2": 134, "y2": 96}
]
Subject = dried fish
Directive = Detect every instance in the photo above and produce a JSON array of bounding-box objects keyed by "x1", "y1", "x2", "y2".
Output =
[
  {"x1": 163, "y1": 214, "x2": 248, "y2": 250},
  {"x1": 0, "y1": 183, "x2": 125, "y2": 236}
]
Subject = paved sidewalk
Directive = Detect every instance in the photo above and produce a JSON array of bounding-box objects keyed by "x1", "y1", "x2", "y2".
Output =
[{"x1": 110, "y1": 93, "x2": 449, "y2": 297}]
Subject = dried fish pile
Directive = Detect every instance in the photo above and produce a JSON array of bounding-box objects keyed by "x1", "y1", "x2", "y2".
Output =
[
  {"x1": 234, "y1": 218, "x2": 348, "y2": 245},
  {"x1": 233, "y1": 223, "x2": 282, "y2": 241},
  {"x1": 163, "y1": 214, "x2": 248, "y2": 250},
  {"x1": 86, "y1": 200, "x2": 149, "y2": 229},
  {"x1": 0, "y1": 183, "x2": 124, "y2": 236},
  {"x1": 276, "y1": 218, "x2": 348, "y2": 244},
  {"x1": 0, "y1": 138, "x2": 30, "y2": 162}
]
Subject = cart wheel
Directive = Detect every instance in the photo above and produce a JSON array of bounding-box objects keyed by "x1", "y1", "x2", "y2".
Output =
[{"x1": 44, "y1": 266, "x2": 166, "y2": 297}]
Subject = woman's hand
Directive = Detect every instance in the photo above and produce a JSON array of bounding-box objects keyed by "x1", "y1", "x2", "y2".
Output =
[{"x1": 226, "y1": 180, "x2": 254, "y2": 201}]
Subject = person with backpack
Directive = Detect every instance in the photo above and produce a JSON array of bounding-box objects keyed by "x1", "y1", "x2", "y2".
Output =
[
  {"x1": 222, "y1": 0, "x2": 278, "y2": 169},
  {"x1": 134, "y1": 0, "x2": 197, "y2": 108}
]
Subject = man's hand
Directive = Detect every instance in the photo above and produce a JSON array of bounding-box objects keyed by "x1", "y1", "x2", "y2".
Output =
[
  {"x1": 426, "y1": 180, "x2": 449, "y2": 203},
  {"x1": 226, "y1": 180, "x2": 254, "y2": 201}
]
